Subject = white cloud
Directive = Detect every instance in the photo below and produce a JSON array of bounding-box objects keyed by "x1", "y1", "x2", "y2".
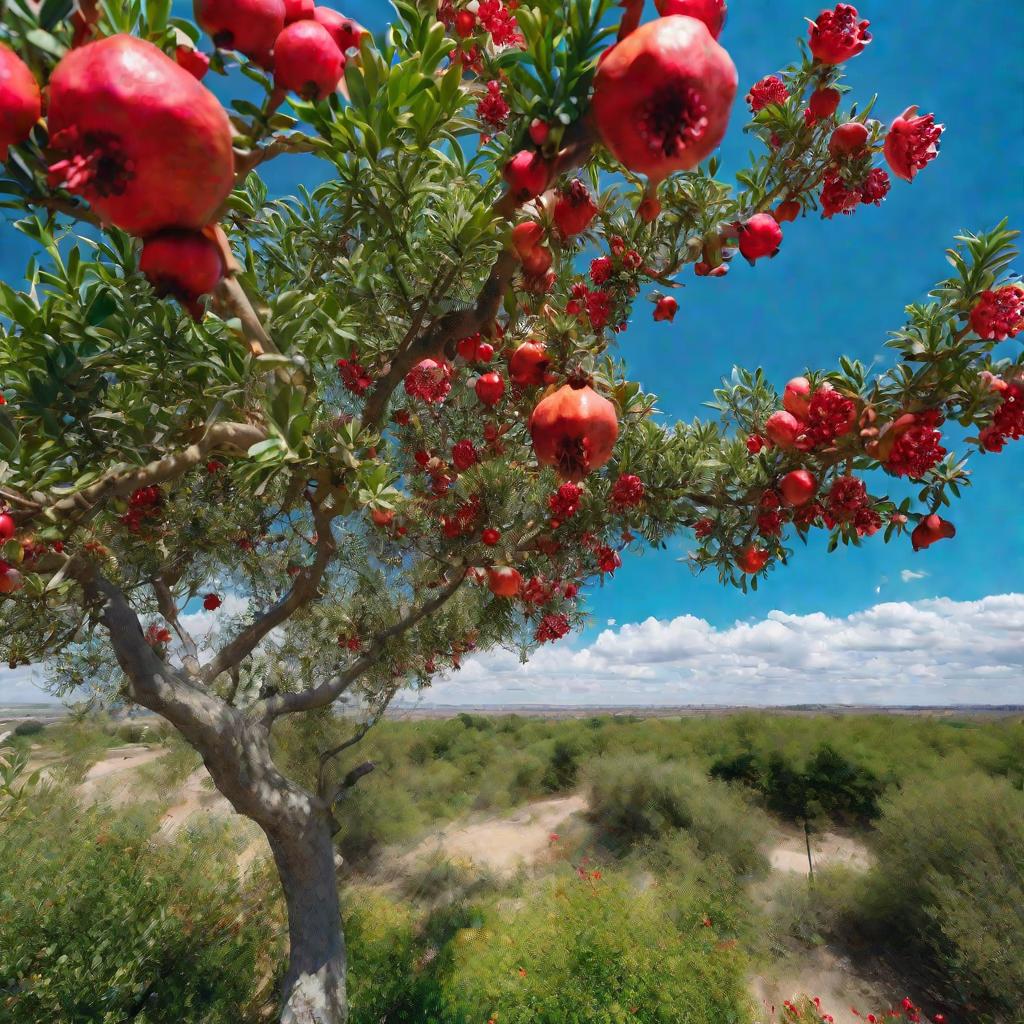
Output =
[
  {"x1": 901, "y1": 570, "x2": 929, "y2": 583},
  {"x1": 415, "y1": 594, "x2": 1024, "y2": 707}
]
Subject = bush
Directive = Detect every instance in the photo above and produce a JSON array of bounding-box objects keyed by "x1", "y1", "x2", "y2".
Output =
[
  {"x1": 866, "y1": 773, "x2": 1024, "y2": 1016},
  {"x1": 586, "y1": 755, "x2": 770, "y2": 877},
  {"x1": 12, "y1": 720, "x2": 43, "y2": 737},
  {"x1": 0, "y1": 790, "x2": 280, "y2": 1023}
]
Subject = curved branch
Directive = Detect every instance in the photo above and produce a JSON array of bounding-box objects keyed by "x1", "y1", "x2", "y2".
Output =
[{"x1": 152, "y1": 576, "x2": 201, "y2": 678}]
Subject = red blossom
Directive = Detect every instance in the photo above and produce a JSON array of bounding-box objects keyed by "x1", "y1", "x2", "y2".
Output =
[
  {"x1": 611, "y1": 473, "x2": 645, "y2": 509},
  {"x1": 451, "y1": 439, "x2": 479, "y2": 470},
  {"x1": 884, "y1": 106, "x2": 943, "y2": 183},
  {"x1": 979, "y1": 383, "x2": 1024, "y2": 452},
  {"x1": 548, "y1": 482, "x2": 583, "y2": 519},
  {"x1": 746, "y1": 75, "x2": 789, "y2": 113},
  {"x1": 404, "y1": 358, "x2": 453, "y2": 404},
  {"x1": 860, "y1": 167, "x2": 891, "y2": 206},
  {"x1": 586, "y1": 289, "x2": 613, "y2": 330},
  {"x1": 886, "y1": 421, "x2": 946, "y2": 478},
  {"x1": 590, "y1": 256, "x2": 613, "y2": 284},
  {"x1": 808, "y1": 4, "x2": 871, "y2": 65},
  {"x1": 594, "y1": 544, "x2": 621, "y2": 575},
  {"x1": 694, "y1": 517, "x2": 714, "y2": 539},
  {"x1": 336, "y1": 356, "x2": 373, "y2": 395},
  {"x1": 970, "y1": 283, "x2": 1024, "y2": 341},
  {"x1": 820, "y1": 168, "x2": 861, "y2": 218},
  {"x1": 825, "y1": 474, "x2": 868, "y2": 523},
  {"x1": 476, "y1": 79, "x2": 510, "y2": 129},
  {"x1": 804, "y1": 385, "x2": 856, "y2": 447},
  {"x1": 477, "y1": 0, "x2": 523, "y2": 47},
  {"x1": 535, "y1": 612, "x2": 571, "y2": 643}
]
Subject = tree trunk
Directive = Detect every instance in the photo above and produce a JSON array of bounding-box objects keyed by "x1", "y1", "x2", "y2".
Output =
[
  {"x1": 267, "y1": 812, "x2": 348, "y2": 1024},
  {"x1": 804, "y1": 819, "x2": 815, "y2": 882}
]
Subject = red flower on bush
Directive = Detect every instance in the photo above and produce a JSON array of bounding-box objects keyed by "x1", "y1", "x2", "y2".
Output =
[
  {"x1": 336, "y1": 357, "x2": 373, "y2": 395},
  {"x1": 746, "y1": 75, "x2": 789, "y2": 112},
  {"x1": 970, "y1": 283, "x2": 1024, "y2": 340},
  {"x1": 808, "y1": 4, "x2": 871, "y2": 65},
  {"x1": 535, "y1": 612, "x2": 571, "y2": 643}
]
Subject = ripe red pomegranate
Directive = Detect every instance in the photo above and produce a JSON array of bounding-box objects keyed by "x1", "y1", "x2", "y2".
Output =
[
  {"x1": 654, "y1": 0, "x2": 727, "y2": 39},
  {"x1": 521, "y1": 245, "x2": 553, "y2": 278},
  {"x1": 591, "y1": 16, "x2": 737, "y2": 184},
  {"x1": 284, "y1": 0, "x2": 315, "y2": 22},
  {"x1": 0, "y1": 45, "x2": 41, "y2": 162},
  {"x1": 47, "y1": 36, "x2": 234, "y2": 237},
  {"x1": 509, "y1": 340, "x2": 550, "y2": 387},
  {"x1": 528, "y1": 118, "x2": 550, "y2": 145},
  {"x1": 370, "y1": 508, "x2": 394, "y2": 527},
  {"x1": 529, "y1": 384, "x2": 619, "y2": 482},
  {"x1": 194, "y1": 0, "x2": 286, "y2": 60},
  {"x1": 736, "y1": 545, "x2": 769, "y2": 574},
  {"x1": 807, "y1": 86, "x2": 841, "y2": 121},
  {"x1": 482, "y1": 528, "x2": 501, "y2": 546},
  {"x1": 653, "y1": 296, "x2": 678, "y2": 322},
  {"x1": 738, "y1": 213, "x2": 782, "y2": 263},
  {"x1": 0, "y1": 564, "x2": 23, "y2": 595},
  {"x1": 313, "y1": 8, "x2": 367, "y2": 53},
  {"x1": 512, "y1": 220, "x2": 544, "y2": 258},
  {"x1": 765, "y1": 410, "x2": 801, "y2": 448},
  {"x1": 780, "y1": 469, "x2": 817, "y2": 507},
  {"x1": 503, "y1": 149, "x2": 549, "y2": 201},
  {"x1": 487, "y1": 566, "x2": 522, "y2": 597},
  {"x1": 828, "y1": 121, "x2": 869, "y2": 158},
  {"x1": 553, "y1": 179, "x2": 598, "y2": 237},
  {"x1": 140, "y1": 230, "x2": 225, "y2": 319},
  {"x1": 274, "y1": 21, "x2": 345, "y2": 100},
  {"x1": 175, "y1": 45, "x2": 211, "y2": 80},
  {"x1": 638, "y1": 195, "x2": 662, "y2": 222},
  {"x1": 783, "y1": 376, "x2": 811, "y2": 418},
  {"x1": 911, "y1": 513, "x2": 955, "y2": 552},
  {"x1": 475, "y1": 371, "x2": 505, "y2": 406},
  {"x1": 0, "y1": 513, "x2": 14, "y2": 541},
  {"x1": 454, "y1": 10, "x2": 476, "y2": 37}
]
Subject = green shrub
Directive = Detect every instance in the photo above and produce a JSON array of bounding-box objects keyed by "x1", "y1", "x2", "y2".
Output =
[
  {"x1": 11, "y1": 720, "x2": 43, "y2": 738},
  {"x1": 586, "y1": 755, "x2": 770, "y2": 877},
  {"x1": 0, "y1": 791, "x2": 280, "y2": 1023}
]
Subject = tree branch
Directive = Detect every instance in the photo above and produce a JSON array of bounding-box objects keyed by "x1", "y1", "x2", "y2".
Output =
[
  {"x1": 152, "y1": 576, "x2": 201, "y2": 678},
  {"x1": 327, "y1": 761, "x2": 376, "y2": 811}
]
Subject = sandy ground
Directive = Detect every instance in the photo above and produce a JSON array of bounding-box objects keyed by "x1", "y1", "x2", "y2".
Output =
[
  {"x1": 403, "y1": 794, "x2": 588, "y2": 876},
  {"x1": 76, "y1": 744, "x2": 167, "y2": 804},
  {"x1": 768, "y1": 828, "x2": 875, "y2": 876}
]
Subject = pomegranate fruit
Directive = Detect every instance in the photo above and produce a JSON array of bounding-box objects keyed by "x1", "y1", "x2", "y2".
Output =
[
  {"x1": 828, "y1": 121, "x2": 868, "y2": 158},
  {"x1": 765, "y1": 410, "x2": 801, "y2": 448},
  {"x1": 175, "y1": 45, "x2": 211, "y2": 80},
  {"x1": 274, "y1": 21, "x2": 345, "y2": 100},
  {"x1": 0, "y1": 564, "x2": 23, "y2": 595},
  {"x1": 194, "y1": 0, "x2": 286, "y2": 60},
  {"x1": 653, "y1": 0, "x2": 727, "y2": 39},
  {"x1": 503, "y1": 149, "x2": 549, "y2": 201},
  {"x1": 140, "y1": 230, "x2": 225, "y2": 319},
  {"x1": 370, "y1": 508, "x2": 394, "y2": 527},
  {"x1": 521, "y1": 245, "x2": 553, "y2": 278},
  {"x1": 780, "y1": 469, "x2": 817, "y2": 507},
  {"x1": 736, "y1": 545, "x2": 769, "y2": 574},
  {"x1": 284, "y1": 0, "x2": 315, "y2": 22},
  {"x1": 0, "y1": 44, "x2": 41, "y2": 162},
  {"x1": 509, "y1": 340, "x2": 550, "y2": 387},
  {"x1": 475, "y1": 371, "x2": 505, "y2": 406},
  {"x1": 807, "y1": 86, "x2": 841, "y2": 121},
  {"x1": 481, "y1": 527, "x2": 501, "y2": 545},
  {"x1": 47, "y1": 36, "x2": 234, "y2": 237},
  {"x1": 783, "y1": 377, "x2": 811, "y2": 419},
  {"x1": 487, "y1": 566, "x2": 523, "y2": 597},
  {"x1": 553, "y1": 179, "x2": 598, "y2": 237},
  {"x1": 653, "y1": 296, "x2": 678, "y2": 322},
  {"x1": 512, "y1": 220, "x2": 544, "y2": 258},
  {"x1": 313, "y1": 8, "x2": 367, "y2": 53},
  {"x1": 737, "y1": 213, "x2": 782, "y2": 263},
  {"x1": 529, "y1": 384, "x2": 619, "y2": 482},
  {"x1": 591, "y1": 16, "x2": 737, "y2": 184},
  {"x1": 0, "y1": 513, "x2": 14, "y2": 541},
  {"x1": 911, "y1": 513, "x2": 955, "y2": 552}
]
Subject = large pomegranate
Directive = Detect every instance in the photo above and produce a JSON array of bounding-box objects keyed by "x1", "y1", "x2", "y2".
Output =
[
  {"x1": 140, "y1": 229, "x2": 225, "y2": 319},
  {"x1": 529, "y1": 384, "x2": 619, "y2": 482},
  {"x1": 591, "y1": 16, "x2": 737, "y2": 183},
  {"x1": 0, "y1": 45, "x2": 41, "y2": 162},
  {"x1": 47, "y1": 36, "x2": 235, "y2": 237},
  {"x1": 313, "y1": 7, "x2": 367, "y2": 53},
  {"x1": 654, "y1": 0, "x2": 727, "y2": 39},
  {"x1": 194, "y1": 0, "x2": 286, "y2": 61},
  {"x1": 274, "y1": 20, "x2": 345, "y2": 100}
]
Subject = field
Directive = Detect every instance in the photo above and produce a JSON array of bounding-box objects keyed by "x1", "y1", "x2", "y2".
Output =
[{"x1": 1, "y1": 709, "x2": 1022, "y2": 1024}]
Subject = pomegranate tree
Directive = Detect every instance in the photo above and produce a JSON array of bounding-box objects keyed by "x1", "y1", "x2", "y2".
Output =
[{"x1": 0, "y1": 3, "x2": 1018, "y2": 1022}]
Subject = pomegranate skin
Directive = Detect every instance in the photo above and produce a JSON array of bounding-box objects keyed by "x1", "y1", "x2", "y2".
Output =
[
  {"x1": 194, "y1": 0, "x2": 286, "y2": 60},
  {"x1": 529, "y1": 384, "x2": 619, "y2": 482},
  {"x1": 828, "y1": 121, "x2": 868, "y2": 158},
  {"x1": 780, "y1": 469, "x2": 817, "y2": 507},
  {"x1": 736, "y1": 544, "x2": 769, "y2": 574},
  {"x1": 0, "y1": 513, "x2": 15, "y2": 541},
  {"x1": 591, "y1": 16, "x2": 737, "y2": 184},
  {"x1": 0, "y1": 45, "x2": 41, "y2": 162},
  {"x1": 509, "y1": 341, "x2": 550, "y2": 387},
  {"x1": 738, "y1": 213, "x2": 782, "y2": 263},
  {"x1": 655, "y1": 0, "x2": 727, "y2": 38},
  {"x1": 47, "y1": 36, "x2": 235, "y2": 237},
  {"x1": 274, "y1": 20, "x2": 345, "y2": 100},
  {"x1": 783, "y1": 377, "x2": 811, "y2": 419},
  {"x1": 503, "y1": 149, "x2": 549, "y2": 201},
  {"x1": 487, "y1": 566, "x2": 522, "y2": 598},
  {"x1": 284, "y1": 0, "x2": 315, "y2": 22},
  {"x1": 765, "y1": 410, "x2": 801, "y2": 448},
  {"x1": 313, "y1": 8, "x2": 366, "y2": 53},
  {"x1": 140, "y1": 229, "x2": 225, "y2": 319}
]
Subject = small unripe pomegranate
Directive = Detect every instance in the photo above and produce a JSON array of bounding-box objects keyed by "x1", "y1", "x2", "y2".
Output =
[
  {"x1": 807, "y1": 86, "x2": 841, "y2": 121},
  {"x1": 175, "y1": 45, "x2": 211, "y2": 80},
  {"x1": 312, "y1": 8, "x2": 366, "y2": 53},
  {"x1": 476, "y1": 342, "x2": 494, "y2": 363},
  {"x1": 780, "y1": 469, "x2": 817, "y2": 507},
  {"x1": 783, "y1": 376, "x2": 812, "y2": 419},
  {"x1": 591, "y1": 16, "x2": 737, "y2": 184},
  {"x1": 738, "y1": 213, "x2": 782, "y2": 263},
  {"x1": 528, "y1": 118, "x2": 550, "y2": 145},
  {"x1": 638, "y1": 195, "x2": 662, "y2": 222},
  {"x1": 553, "y1": 179, "x2": 598, "y2": 237},
  {"x1": 47, "y1": 36, "x2": 235, "y2": 237},
  {"x1": 487, "y1": 566, "x2": 523, "y2": 597},
  {"x1": 481, "y1": 528, "x2": 501, "y2": 546},
  {"x1": 370, "y1": 507, "x2": 394, "y2": 527},
  {"x1": 274, "y1": 20, "x2": 345, "y2": 100},
  {"x1": 808, "y1": 4, "x2": 871, "y2": 65},
  {"x1": 0, "y1": 513, "x2": 15, "y2": 541},
  {"x1": 530, "y1": 384, "x2": 619, "y2": 482},
  {"x1": 736, "y1": 545, "x2": 769, "y2": 574},
  {"x1": 0, "y1": 45, "x2": 41, "y2": 162},
  {"x1": 765, "y1": 410, "x2": 802, "y2": 448},
  {"x1": 503, "y1": 149, "x2": 549, "y2": 201},
  {"x1": 194, "y1": 0, "x2": 286, "y2": 60},
  {"x1": 140, "y1": 230, "x2": 225, "y2": 319},
  {"x1": 653, "y1": 296, "x2": 679, "y2": 322},
  {"x1": 654, "y1": 0, "x2": 727, "y2": 39},
  {"x1": 828, "y1": 121, "x2": 869, "y2": 158},
  {"x1": 475, "y1": 371, "x2": 505, "y2": 406},
  {"x1": 509, "y1": 340, "x2": 550, "y2": 387},
  {"x1": 454, "y1": 10, "x2": 476, "y2": 36},
  {"x1": 0, "y1": 564, "x2": 23, "y2": 594},
  {"x1": 911, "y1": 514, "x2": 955, "y2": 552}
]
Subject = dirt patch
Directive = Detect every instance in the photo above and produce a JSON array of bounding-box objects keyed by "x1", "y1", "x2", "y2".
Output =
[
  {"x1": 768, "y1": 829, "x2": 874, "y2": 877},
  {"x1": 76, "y1": 744, "x2": 167, "y2": 804},
  {"x1": 404, "y1": 794, "x2": 588, "y2": 876}
]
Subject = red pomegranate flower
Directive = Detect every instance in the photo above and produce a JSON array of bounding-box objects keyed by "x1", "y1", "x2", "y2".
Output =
[
  {"x1": 884, "y1": 106, "x2": 943, "y2": 182},
  {"x1": 548, "y1": 482, "x2": 583, "y2": 520},
  {"x1": 477, "y1": 79, "x2": 510, "y2": 129},
  {"x1": 451, "y1": 439, "x2": 479, "y2": 470},
  {"x1": 808, "y1": 5, "x2": 871, "y2": 65},
  {"x1": 885, "y1": 419, "x2": 947, "y2": 479},
  {"x1": 336, "y1": 356, "x2": 373, "y2": 395},
  {"x1": 803, "y1": 385, "x2": 855, "y2": 447},
  {"x1": 746, "y1": 75, "x2": 789, "y2": 113},
  {"x1": 611, "y1": 474, "x2": 645, "y2": 509},
  {"x1": 911, "y1": 514, "x2": 956, "y2": 551},
  {"x1": 970, "y1": 284, "x2": 1024, "y2": 341},
  {"x1": 590, "y1": 257, "x2": 613, "y2": 285},
  {"x1": 819, "y1": 169, "x2": 862, "y2": 218},
  {"x1": 404, "y1": 358, "x2": 453, "y2": 403},
  {"x1": 591, "y1": 15, "x2": 737, "y2": 184},
  {"x1": 825, "y1": 474, "x2": 867, "y2": 522},
  {"x1": 860, "y1": 167, "x2": 891, "y2": 206},
  {"x1": 47, "y1": 36, "x2": 235, "y2": 237},
  {"x1": 530, "y1": 384, "x2": 619, "y2": 482},
  {"x1": 979, "y1": 383, "x2": 1024, "y2": 452},
  {"x1": 535, "y1": 613, "x2": 571, "y2": 644},
  {"x1": 0, "y1": 44, "x2": 41, "y2": 161},
  {"x1": 203, "y1": 593, "x2": 223, "y2": 611}
]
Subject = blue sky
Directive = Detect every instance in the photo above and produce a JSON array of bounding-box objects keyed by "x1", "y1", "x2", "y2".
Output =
[{"x1": 2, "y1": 2, "x2": 1022, "y2": 704}]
